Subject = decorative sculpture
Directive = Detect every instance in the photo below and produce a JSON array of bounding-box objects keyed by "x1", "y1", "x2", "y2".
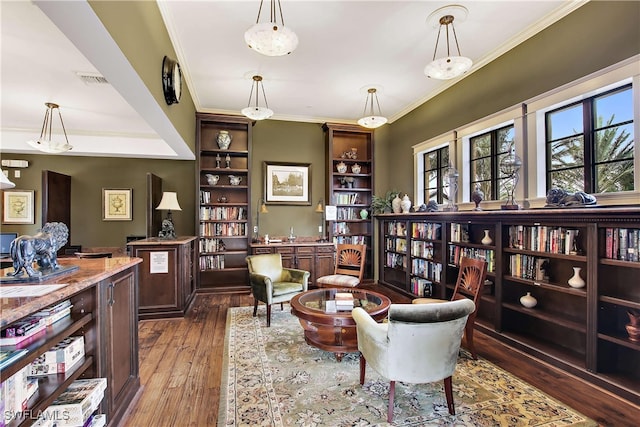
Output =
[
  {"x1": 8, "y1": 222, "x2": 68, "y2": 277},
  {"x1": 544, "y1": 188, "x2": 597, "y2": 208},
  {"x1": 158, "y1": 218, "x2": 176, "y2": 240},
  {"x1": 500, "y1": 147, "x2": 522, "y2": 210},
  {"x1": 471, "y1": 183, "x2": 484, "y2": 211}
]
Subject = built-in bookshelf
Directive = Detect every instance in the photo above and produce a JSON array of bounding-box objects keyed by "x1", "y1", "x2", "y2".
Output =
[
  {"x1": 376, "y1": 208, "x2": 640, "y2": 404},
  {"x1": 323, "y1": 123, "x2": 374, "y2": 281},
  {"x1": 196, "y1": 113, "x2": 252, "y2": 292}
]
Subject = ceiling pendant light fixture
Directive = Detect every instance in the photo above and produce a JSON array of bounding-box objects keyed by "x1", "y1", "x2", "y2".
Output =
[
  {"x1": 26, "y1": 102, "x2": 73, "y2": 154},
  {"x1": 357, "y1": 88, "x2": 387, "y2": 129},
  {"x1": 244, "y1": 0, "x2": 298, "y2": 57},
  {"x1": 241, "y1": 75, "x2": 274, "y2": 121},
  {"x1": 424, "y1": 5, "x2": 472, "y2": 80}
]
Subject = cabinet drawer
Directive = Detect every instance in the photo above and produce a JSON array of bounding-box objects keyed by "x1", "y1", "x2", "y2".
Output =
[
  {"x1": 253, "y1": 248, "x2": 273, "y2": 255},
  {"x1": 275, "y1": 247, "x2": 295, "y2": 255},
  {"x1": 296, "y1": 246, "x2": 316, "y2": 255},
  {"x1": 317, "y1": 246, "x2": 336, "y2": 254}
]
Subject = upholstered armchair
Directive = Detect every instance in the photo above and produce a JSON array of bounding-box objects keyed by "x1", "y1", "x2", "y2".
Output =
[
  {"x1": 246, "y1": 253, "x2": 310, "y2": 327},
  {"x1": 353, "y1": 299, "x2": 475, "y2": 423}
]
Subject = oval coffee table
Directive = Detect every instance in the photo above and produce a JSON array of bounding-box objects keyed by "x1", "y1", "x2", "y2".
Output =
[{"x1": 290, "y1": 288, "x2": 391, "y2": 361}]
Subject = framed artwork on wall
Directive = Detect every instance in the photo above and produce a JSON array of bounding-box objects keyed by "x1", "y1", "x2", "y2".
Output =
[
  {"x1": 103, "y1": 188, "x2": 132, "y2": 221},
  {"x1": 264, "y1": 162, "x2": 311, "y2": 205},
  {"x1": 2, "y1": 190, "x2": 35, "y2": 224}
]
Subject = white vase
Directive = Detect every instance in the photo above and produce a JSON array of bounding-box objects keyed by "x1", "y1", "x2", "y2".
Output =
[
  {"x1": 392, "y1": 195, "x2": 402, "y2": 213},
  {"x1": 216, "y1": 130, "x2": 232, "y2": 149},
  {"x1": 400, "y1": 195, "x2": 411, "y2": 213},
  {"x1": 481, "y1": 229, "x2": 493, "y2": 245},
  {"x1": 520, "y1": 292, "x2": 537, "y2": 308},
  {"x1": 568, "y1": 267, "x2": 586, "y2": 288}
]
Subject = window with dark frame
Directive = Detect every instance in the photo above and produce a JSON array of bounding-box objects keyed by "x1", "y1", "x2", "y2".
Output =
[
  {"x1": 545, "y1": 84, "x2": 634, "y2": 194},
  {"x1": 469, "y1": 125, "x2": 514, "y2": 201},
  {"x1": 423, "y1": 146, "x2": 449, "y2": 204}
]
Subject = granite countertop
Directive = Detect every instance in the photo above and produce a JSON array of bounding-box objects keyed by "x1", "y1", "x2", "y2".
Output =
[{"x1": 0, "y1": 257, "x2": 142, "y2": 327}]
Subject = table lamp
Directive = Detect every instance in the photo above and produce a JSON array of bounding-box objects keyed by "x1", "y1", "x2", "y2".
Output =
[
  {"x1": 156, "y1": 191, "x2": 182, "y2": 239},
  {"x1": 315, "y1": 200, "x2": 327, "y2": 242},
  {"x1": 253, "y1": 199, "x2": 269, "y2": 242}
]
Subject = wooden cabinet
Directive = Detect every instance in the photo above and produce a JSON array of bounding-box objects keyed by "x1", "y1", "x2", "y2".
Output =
[
  {"x1": 128, "y1": 236, "x2": 197, "y2": 319},
  {"x1": 196, "y1": 113, "x2": 252, "y2": 293},
  {"x1": 250, "y1": 242, "x2": 335, "y2": 286},
  {"x1": 98, "y1": 267, "x2": 140, "y2": 426},
  {"x1": 0, "y1": 258, "x2": 141, "y2": 427},
  {"x1": 323, "y1": 123, "x2": 374, "y2": 282},
  {"x1": 376, "y1": 208, "x2": 640, "y2": 404}
]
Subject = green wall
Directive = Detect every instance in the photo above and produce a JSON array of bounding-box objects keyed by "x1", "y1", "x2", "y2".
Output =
[
  {"x1": 385, "y1": 1, "x2": 640, "y2": 195},
  {"x1": 1, "y1": 1, "x2": 638, "y2": 250}
]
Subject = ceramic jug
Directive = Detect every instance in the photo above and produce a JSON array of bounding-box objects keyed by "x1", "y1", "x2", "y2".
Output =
[
  {"x1": 229, "y1": 175, "x2": 242, "y2": 186},
  {"x1": 205, "y1": 174, "x2": 219, "y2": 185}
]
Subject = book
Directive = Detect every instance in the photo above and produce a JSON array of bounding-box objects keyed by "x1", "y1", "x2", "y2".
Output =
[
  {"x1": 44, "y1": 378, "x2": 107, "y2": 427},
  {"x1": 0, "y1": 348, "x2": 28, "y2": 370},
  {"x1": 1, "y1": 318, "x2": 46, "y2": 346},
  {"x1": 29, "y1": 336, "x2": 85, "y2": 376}
]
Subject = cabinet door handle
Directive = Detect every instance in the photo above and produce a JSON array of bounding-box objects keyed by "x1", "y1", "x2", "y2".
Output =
[{"x1": 108, "y1": 283, "x2": 115, "y2": 306}]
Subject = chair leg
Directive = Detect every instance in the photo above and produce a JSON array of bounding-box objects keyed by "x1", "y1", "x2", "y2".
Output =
[
  {"x1": 466, "y1": 321, "x2": 477, "y2": 360},
  {"x1": 443, "y1": 376, "x2": 455, "y2": 415},
  {"x1": 281, "y1": 302, "x2": 284, "y2": 310},
  {"x1": 387, "y1": 381, "x2": 395, "y2": 423},
  {"x1": 266, "y1": 304, "x2": 272, "y2": 327},
  {"x1": 359, "y1": 354, "x2": 366, "y2": 385},
  {"x1": 253, "y1": 299, "x2": 259, "y2": 317}
]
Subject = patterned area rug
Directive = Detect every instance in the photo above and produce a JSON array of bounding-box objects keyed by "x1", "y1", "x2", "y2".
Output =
[{"x1": 219, "y1": 305, "x2": 596, "y2": 426}]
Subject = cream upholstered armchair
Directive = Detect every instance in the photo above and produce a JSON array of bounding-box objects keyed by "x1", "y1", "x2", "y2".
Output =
[
  {"x1": 353, "y1": 299, "x2": 475, "y2": 423},
  {"x1": 246, "y1": 253, "x2": 310, "y2": 327}
]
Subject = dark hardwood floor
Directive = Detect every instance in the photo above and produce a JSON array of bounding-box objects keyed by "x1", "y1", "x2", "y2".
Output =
[{"x1": 122, "y1": 285, "x2": 639, "y2": 426}]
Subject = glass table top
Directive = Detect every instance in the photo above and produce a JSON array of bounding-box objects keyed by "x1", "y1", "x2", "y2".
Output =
[{"x1": 296, "y1": 288, "x2": 386, "y2": 313}]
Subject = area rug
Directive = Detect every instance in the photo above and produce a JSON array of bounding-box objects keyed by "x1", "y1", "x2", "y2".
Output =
[{"x1": 219, "y1": 305, "x2": 596, "y2": 426}]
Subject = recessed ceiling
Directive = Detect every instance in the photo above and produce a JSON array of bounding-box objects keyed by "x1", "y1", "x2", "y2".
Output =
[{"x1": 0, "y1": 1, "x2": 585, "y2": 159}]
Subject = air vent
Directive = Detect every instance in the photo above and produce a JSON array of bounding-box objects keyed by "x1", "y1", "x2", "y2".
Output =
[{"x1": 76, "y1": 72, "x2": 109, "y2": 85}]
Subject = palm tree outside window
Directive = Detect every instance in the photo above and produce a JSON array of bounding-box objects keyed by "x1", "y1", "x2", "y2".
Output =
[
  {"x1": 545, "y1": 84, "x2": 634, "y2": 193},
  {"x1": 469, "y1": 125, "x2": 514, "y2": 201},
  {"x1": 423, "y1": 146, "x2": 449, "y2": 204}
]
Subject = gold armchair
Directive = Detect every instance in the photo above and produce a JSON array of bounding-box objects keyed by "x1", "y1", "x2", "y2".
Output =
[{"x1": 246, "y1": 253, "x2": 310, "y2": 327}]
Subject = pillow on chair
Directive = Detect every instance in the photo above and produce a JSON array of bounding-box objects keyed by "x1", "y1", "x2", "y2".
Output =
[{"x1": 316, "y1": 274, "x2": 359, "y2": 288}]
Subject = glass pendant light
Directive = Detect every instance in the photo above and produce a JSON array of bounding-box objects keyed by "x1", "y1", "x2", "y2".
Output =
[
  {"x1": 26, "y1": 102, "x2": 73, "y2": 153},
  {"x1": 241, "y1": 75, "x2": 274, "y2": 121},
  {"x1": 244, "y1": 0, "x2": 298, "y2": 57},
  {"x1": 424, "y1": 5, "x2": 472, "y2": 80},
  {"x1": 357, "y1": 88, "x2": 387, "y2": 129}
]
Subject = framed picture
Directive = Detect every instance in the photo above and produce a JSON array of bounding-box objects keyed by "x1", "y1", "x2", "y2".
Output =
[
  {"x1": 2, "y1": 190, "x2": 35, "y2": 224},
  {"x1": 264, "y1": 162, "x2": 311, "y2": 205},
  {"x1": 103, "y1": 188, "x2": 132, "y2": 221}
]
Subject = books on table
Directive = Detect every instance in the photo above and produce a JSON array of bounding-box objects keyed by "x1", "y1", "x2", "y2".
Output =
[{"x1": 334, "y1": 292, "x2": 355, "y2": 311}]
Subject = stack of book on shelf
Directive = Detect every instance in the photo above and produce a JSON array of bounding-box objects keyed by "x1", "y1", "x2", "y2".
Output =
[
  {"x1": 32, "y1": 299, "x2": 72, "y2": 326},
  {"x1": 334, "y1": 292, "x2": 355, "y2": 311},
  {"x1": 29, "y1": 336, "x2": 85, "y2": 376},
  {"x1": 0, "y1": 300, "x2": 72, "y2": 348},
  {"x1": 1, "y1": 364, "x2": 40, "y2": 421},
  {"x1": 43, "y1": 378, "x2": 107, "y2": 427}
]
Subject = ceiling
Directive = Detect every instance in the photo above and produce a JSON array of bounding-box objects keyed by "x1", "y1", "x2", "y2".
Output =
[{"x1": 0, "y1": 1, "x2": 586, "y2": 160}]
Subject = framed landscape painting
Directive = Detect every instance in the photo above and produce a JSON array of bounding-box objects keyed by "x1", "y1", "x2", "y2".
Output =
[
  {"x1": 264, "y1": 162, "x2": 311, "y2": 205},
  {"x1": 2, "y1": 190, "x2": 35, "y2": 224},
  {"x1": 102, "y1": 188, "x2": 132, "y2": 221}
]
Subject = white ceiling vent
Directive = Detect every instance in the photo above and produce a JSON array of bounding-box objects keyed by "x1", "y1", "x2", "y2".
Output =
[{"x1": 76, "y1": 72, "x2": 109, "y2": 85}]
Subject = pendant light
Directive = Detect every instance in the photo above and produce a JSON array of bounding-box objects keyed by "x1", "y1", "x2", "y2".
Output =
[
  {"x1": 244, "y1": 0, "x2": 298, "y2": 57},
  {"x1": 424, "y1": 5, "x2": 472, "y2": 80},
  {"x1": 241, "y1": 75, "x2": 274, "y2": 121},
  {"x1": 26, "y1": 102, "x2": 73, "y2": 153},
  {"x1": 357, "y1": 88, "x2": 387, "y2": 129}
]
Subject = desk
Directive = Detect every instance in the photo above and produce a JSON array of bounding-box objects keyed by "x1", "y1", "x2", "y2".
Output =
[{"x1": 290, "y1": 288, "x2": 390, "y2": 361}]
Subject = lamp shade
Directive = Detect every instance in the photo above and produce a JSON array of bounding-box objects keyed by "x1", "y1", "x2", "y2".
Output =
[
  {"x1": 26, "y1": 102, "x2": 73, "y2": 154},
  {"x1": 0, "y1": 170, "x2": 15, "y2": 189},
  {"x1": 358, "y1": 88, "x2": 387, "y2": 129},
  {"x1": 244, "y1": 22, "x2": 298, "y2": 57},
  {"x1": 424, "y1": 56, "x2": 472, "y2": 80},
  {"x1": 156, "y1": 192, "x2": 182, "y2": 211}
]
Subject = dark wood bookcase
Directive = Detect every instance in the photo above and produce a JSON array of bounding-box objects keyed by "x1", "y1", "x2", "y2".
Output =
[
  {"x1": 376, "y1": 207, "x2": 640, "y2": 404},
  {"x1": 196, "y1": 113, "x2": 252, "y2": 293},
  {"x1": 323, "y1": 123, "x2": 374, "y2": 282}
]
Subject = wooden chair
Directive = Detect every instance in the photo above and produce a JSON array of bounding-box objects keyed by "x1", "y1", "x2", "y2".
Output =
[
  {"x1": 316, "y1": 243, "x2": 366, "y2": 288},
  {"x1": 413, "y1": 256, "x2": 487, "y2": 359}
]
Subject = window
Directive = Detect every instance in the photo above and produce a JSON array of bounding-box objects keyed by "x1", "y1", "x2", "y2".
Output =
[
  {"x1": 423, "y1": 145, "x2": 449, "y2": 204},
  {"x1": 469, "y1": 125, "x2": 514, "y2": 200},
  {"x1": 545, "y1": 84, "x2": 634, "y2": 193}
]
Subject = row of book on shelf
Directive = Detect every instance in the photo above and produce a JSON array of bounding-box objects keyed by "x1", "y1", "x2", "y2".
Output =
[
  {"x1": 199, "y1": 238, "x2": 226, "y2": 253},
  {"x1": 508, "y1": 225, "x2": 581, "y2": 255},
  {"x1": 410, "y1": 277, "x2": 433, "y2": 298},
  {"x1": 386, "y1": 237, "x2": 407, "y2": 253},
  {"x1": 199, "y1": 222, "x2": 247, "y2": 237},
  {"x1": 1, "y1": 299, "x2": 107, "y2": 427},
  {"x1": 508, "y1": 254, "x2": 550, "y2": 282},
  {"x1": 335, "y1": 208, "x2": 366, "y2": 221},
  {"x1": 199, "y1": 206, "x2": 247, "y2": 221},
  {"x1": 412, "y1": 222, "x2": 441, "y2": 240},
  {"x1": 332, "y1": 235, "x2": 367, "y2": 245},
  {"x1": 386, "y1": 221, "x2": 407, "y2": 237},
  {"x1": 199, "y1": 254, "x2": 224, "y2": 270},
  {"x1": 448, "y1": 246, "x2": 495, "y2": 273},
  {"x1": 411, "y1": 240, "x2": 434, "y2": 259},
  {"x1": 333, "y1": 193, "x2": 360, "y2": 205},
  {"x1": 605, "y1": 228, "x2": 640, "y2": 262},
  {"x1": 411, "y1": 259, "x2": 442, "y2": 282}
]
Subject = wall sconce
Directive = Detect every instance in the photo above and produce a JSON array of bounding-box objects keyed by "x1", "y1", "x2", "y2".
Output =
[
  {"x1": 156, "y1": 191, "x2": 182, "y2": 239},
  {"x1": 315, "y1": 199, "x2": 327, "y2": 242},
  {"x1": 253, "y1": 199, "x2": 269, "y2": 242}
]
